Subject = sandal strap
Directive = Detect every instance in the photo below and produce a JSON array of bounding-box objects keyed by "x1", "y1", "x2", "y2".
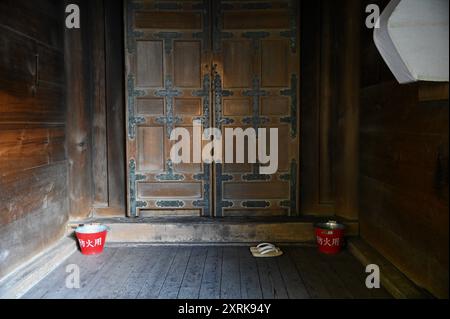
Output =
[
  {"x1": 260, "y1": 247, "x2": 280, "y2": 255},
  {"x1": 259, "y1": 246, "x2": 279, "y2": 254},
  {"x1": 256, "y1": 243, "x2": 275, "y2": 250}
]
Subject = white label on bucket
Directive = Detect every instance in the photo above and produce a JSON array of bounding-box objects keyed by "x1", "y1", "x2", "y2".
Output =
[
  {"x1": 365, "y1": 264, "x2": 381, "y2": 289},
  {"x1": 66, "y1": 264, "x2": 80, "y2": 289}
]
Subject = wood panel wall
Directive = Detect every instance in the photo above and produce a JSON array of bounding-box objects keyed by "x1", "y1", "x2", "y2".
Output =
[
  {"x1": 65, "y1": 0, "x2": 126, "y2": 219},
  {"x1": 333, "y1": 0, "x2": 361, "y2": 221},
  {"x1": 0, "y1": 0, "x2": 68, "y2": 279},
  {"x1": 103, "y1": 0, "x2": 126, "y2": 215},
  {"x1": 300, "y1": 0, "x2": 336, "y2": 216},
  {"x1": 65, "y1": 0, "x2": 93, "y2": 220},
  {"x1": 359, "y1": 0, "x2": 449, "y2": 298},
  {"x1": 87, "y1": 0, "x2": 126, "y2": 217},
  {"x1": 300, "y1": 0, "x2": 360, "y2": 220}
]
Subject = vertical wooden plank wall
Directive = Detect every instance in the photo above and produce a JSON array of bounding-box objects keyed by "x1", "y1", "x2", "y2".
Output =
[
  {"x1": 300, "y1": 0, "x2": 361, "y2": 219},
  {"x1": 86, "y1": 0, "x2": 126, "y2": 217},
  {"x1": 359, "y1": 0, "x2": 449, "y2": 299},
  {"x1": 0, "y1": 0, "x2": 68, "y2": 279},
  {"x1": 66, "y1": 0, "x2": 126, "y2": 218},
  {"x1": 103, "y1": 0, "x2": 126, "y2": 215},
  {"x1": 90, "y1": 0, "x2": 109, "y2": 207},
  {"x1": 334, "y1": 0, "x2": 361, "y2": 221},
  {"x1": 65, "y1": 0, "x2": 94, "y2": 220},
  {"x1": 300, "y1": 0, "x2": 336, "y2": 216},
  {"x1": 317, "y1": 0, "x2": 335, "y2": 208}
]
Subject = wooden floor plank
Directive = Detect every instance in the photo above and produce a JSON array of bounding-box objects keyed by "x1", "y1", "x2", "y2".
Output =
[
  {"x1": 277, "y1": 249, "x2": 310, "y2": 299},
  {"x1": 220, "y1": 247, "x2": 241, "y2": 299},
  {"x1": 177, "y1": 247, "x2": 208, "y2": 299},
  {"x1": 323, "y1": 252, "x2": 372, "y2": 299},
  {"x1": 115, "y1": 246, "x2": 166, "y2": 299},
  {"x1": 158, "y1": 247, "x2": 192, "y2": 299},
  {"x1": 55, "y1": 248, "x2": 117, "y2": 299},
  {"x1": 108, "y1": 247, "x2": 153, "y2": 299},
  {"x1": 137, "y1": 246, "x2": 178, "y2": 299},
  {"x1": 256, "y1": 257, "x2": 289, "y2": 299},
  {"x1": 22, "y1": 250, "x2": 80, "y2": 299},
  {"x1": 22, "y1": 262, "x2": 69, "y2": 299},
  {"x1": 287, "y1": 247, "x2": 333, "y2": 298},
  {"x1": 238, "y1": 247, "x2": 263, "y2": 299},
  {"x1": 86, "y1": 247, "x2": 142, "y2": 299},
  {"x1": 289, "y1": 247, "x2": 352, "y2": 299},
  {"x1": 28, "y1": 248, "x2": 117, "y2": 299},
  {"x1": 323, "y1": 252, "x2": 392, "y2": 299},
  {"x1": 199, "y1": 247, "x2": 223, "y2": 299},
  {"x1": 22, "y1": 245, "x2": 392, "y2": 299}
]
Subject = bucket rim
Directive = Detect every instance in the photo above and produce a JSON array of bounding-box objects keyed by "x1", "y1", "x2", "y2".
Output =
[
  {"x1": 314, "y1": 220, "x2": 345, "y2": 230},
  {"x1": 75, "y1": 224, "x2": 108, "y2": 234}
]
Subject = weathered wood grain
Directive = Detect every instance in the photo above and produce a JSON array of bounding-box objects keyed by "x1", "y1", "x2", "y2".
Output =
[
  {"x1": 0, "y1": 0, "x2": 63, "y2": 50},
  {"x1": 43, "y1": 248, "x2": 117, "y2": 299},
  {"x1": 137, "y1": 247, "x2": 177, "y2": 298},
  {"x1": 199, "y1": 247, "x2": 222, "y2": 299},
  {"x1": 0, "y1": 125, "x2": 65, "y2": 176},
  {"x1": 238, "y1": 247, "x2": 262, "y2": 299},
  {"x1": 65, "y1": 0, "x2": 93, "y2": 220},
  {"x1": 0, "y1": 0, "x2": 68, "y2": 284},
  {"x1": 299, "y1": 0, "x2": 335, "y2": 216},
  {"x1": 178, "y1": 247, "x2": 208, "y2": 299},
  {"x1": 158, "y1": 247, "x2": 192, "y2": 299},
  {"x1": 334, "y1": 0, "x2": 361, "y2": 221},
  {"x1": 23, "y1": 245, "x2": 392, "y2": 299},
  {"x1": 103, "y1": 0, "x2": 126, "y2": 215},
  {"x1": 277, "y1": 251, "x2": 309, "y2": 299},
  {"x1": 256, "y1": 257, "x2": 289, "y2": 299},
  {"x1": 89, "y1": 0, "x2": 109, "y2": 207},
  {"x1": 288, "y1": 247, "x2": 332, "y2": 298},
  {"x1": 115, "y1": 246, "x2": 166, "y2": 298},
  {"x1": 220, "y1": 247, "x2": 241, "y2": 299}
]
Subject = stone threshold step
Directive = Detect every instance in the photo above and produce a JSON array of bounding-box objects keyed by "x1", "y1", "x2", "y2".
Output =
[{"x1": 67, "y1": 216, "x2": 359, "y2": 244}]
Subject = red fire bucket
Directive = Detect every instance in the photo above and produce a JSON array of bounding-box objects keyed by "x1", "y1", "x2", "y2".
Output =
[
  {"x1": 315, "y1": 220, "x2": 345, "y2": 254},
  {"x1": 75, "y1": 224, "x2": 108, "y2": 255}
]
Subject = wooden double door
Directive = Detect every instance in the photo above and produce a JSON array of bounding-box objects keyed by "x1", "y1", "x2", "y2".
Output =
[{"x1": 125, "y1": 0, "x2": 300, "y2": 218}]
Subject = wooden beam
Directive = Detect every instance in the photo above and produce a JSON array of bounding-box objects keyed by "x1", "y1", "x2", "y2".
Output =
[{"x1": 418, "y1": 82, "x2": 449, "y2": 102}]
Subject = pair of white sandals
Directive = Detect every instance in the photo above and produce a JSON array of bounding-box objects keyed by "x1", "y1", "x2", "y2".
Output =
[{"x1": 250, "y1": 243, "x2": 283, "y2": 258}]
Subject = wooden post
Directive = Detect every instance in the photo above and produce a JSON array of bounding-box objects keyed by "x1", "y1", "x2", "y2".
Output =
[
  {"x1": 334, "y1": 0, "x2": 361, "y2": 220},
  {"x1": 90, "y1": 0, "x2": 109, "y2": 207},
  {"x1": 300, "y1": 0, "x2": 336, "y2": 216},
  {"x1": 65, "y1": 0, "x2": 93, "y2": 219},
  {"x1": 319, "y1": 0, "x2": 335, "y2": 205}
]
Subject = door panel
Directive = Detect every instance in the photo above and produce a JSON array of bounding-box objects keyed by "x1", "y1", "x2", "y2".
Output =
[
  {"x1": 212, "y1": 0, "x2": 300, "y2": 217},
  {"x1": 125, "y1": 0, "x2": 212, "y2": 217},
  {"x1": 125, "y1": 0, "x2": 299, "y2": 218}
]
